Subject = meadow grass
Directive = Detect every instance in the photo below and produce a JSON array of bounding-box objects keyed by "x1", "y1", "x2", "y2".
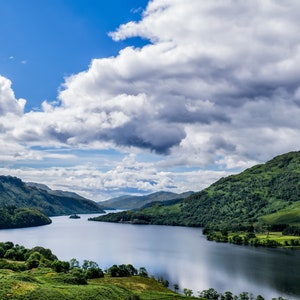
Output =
[{"x1": 260, "y1": 201, "x2": 300, "y2": 226}]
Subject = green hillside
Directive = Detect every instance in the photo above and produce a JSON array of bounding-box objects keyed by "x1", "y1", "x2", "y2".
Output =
[
  {"x1": 180, "y1": 151, "x2": 300, "y2": 229},
  {"x1": 0, "y1": 207, "x2": 51, "y2": 229},
  {"x1": 0, "y1": 176, "x2": 103, "y2": 216},
  {"x1": 92, "y1": 151, "x2": 300, "y2": 245},
  {"x1": 0, "y1": 242, "x2": 188, "y2": 300}
]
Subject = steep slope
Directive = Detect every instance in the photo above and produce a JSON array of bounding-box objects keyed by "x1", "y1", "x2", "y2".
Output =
[
  {"x1": 100, "y1": 191, "x2": 194, "y2": 209},
  {"x1": 181, "y1": 151, "x2": 300, "y2": 229},
  {"x1": 0, "y1": 176, "x2": 104, "y2": 216},
  {"x1": 93, "y1": 151, "x2": 300, "y2": 231},
  {"x1": 27, "y1": 182, "x2": 90, "y2": 200}
]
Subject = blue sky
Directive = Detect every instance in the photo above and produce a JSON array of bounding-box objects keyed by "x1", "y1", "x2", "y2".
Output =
[
  {"x1": 0, "y1": 0, "x2": 148, "y2": 110},
  {"x1": 0, "y1": 0, "x2": 300, "y2": 201}
]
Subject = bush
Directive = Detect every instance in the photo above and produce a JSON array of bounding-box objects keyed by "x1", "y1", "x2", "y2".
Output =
[
  {"x1": 198, "y1": 288, "x2": 219, "y2": 299},
  {"x1": 138, "y1": 267, "x2": 148, "y2": 277},
  {"x1": 85, "y1": 267, "x2": 104, "y2": 279},
  {"x1": 51, "y1": 260, "x2": 70, "y2": 273},
  {"x1": 64, "y1": 269, "x2": 87, "y2": 285},
  {"x1": 107, "y1": 264, "x2": 138, "y2": 277},
  {"x1": 283, "y1": 226, "x2": 300, "y2": 236}
]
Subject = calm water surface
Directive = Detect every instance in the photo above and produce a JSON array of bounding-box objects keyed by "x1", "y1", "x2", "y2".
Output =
[{"x1": 0, "y1": 214, "x2": 299, "y2": 299}]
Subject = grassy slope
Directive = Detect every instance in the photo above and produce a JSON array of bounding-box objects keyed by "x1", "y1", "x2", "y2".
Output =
[
  {"x1": 261, "y1": 201, "x2": 300, "y2": 226},
  {"x1": 0, "y1": 268, "x2": 188, "y2": 300}
]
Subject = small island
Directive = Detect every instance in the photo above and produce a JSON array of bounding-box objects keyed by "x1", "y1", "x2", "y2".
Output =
[{"x1": 69, "y1": 214, "x2": 81, "y2": 219}]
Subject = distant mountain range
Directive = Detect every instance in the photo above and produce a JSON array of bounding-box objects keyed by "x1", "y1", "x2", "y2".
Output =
[
  {"x1": 0, "y1": 175, "x2": 194, "y2": 218},
  {"x1": 0, "y1": 176, "x2": 104, "y2": 216},
  {"x1": 99, "y1": 191, "x2": 194, "y2": 210}
]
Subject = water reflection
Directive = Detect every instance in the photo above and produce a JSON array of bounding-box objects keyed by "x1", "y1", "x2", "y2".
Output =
[{"x1": 0, "y1": 214, "x2": 299, "y2": 299}]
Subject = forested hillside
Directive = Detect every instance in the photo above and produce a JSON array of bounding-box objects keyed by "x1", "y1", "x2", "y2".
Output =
[
  {"x1": 0, "y1": 207, "x2": 51, "y2": 229},
  {"x1": 93, "y1": 151, "x2": 300, "y2": 234},
  {"x1": 0, "y1": 176, "x2": 103, "y2": 216}
]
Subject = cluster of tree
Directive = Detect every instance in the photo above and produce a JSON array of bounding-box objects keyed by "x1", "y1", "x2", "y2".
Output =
[
  {"x1": 175, "y1": 286, "x2": 287, "y2": 300},
  {"x1": 0, "y1": 241, "x2": 152, "y2": 286},
  {"x1": 203, "y1": 226, "x2": 300, "y2": 248},
  {"x1": 90, "y1": 202, "x2": 183, "y2": 226},
  {"x1": 0, "y1": 241, "x2": 57, "y2": 271},
  {"x1": 0, "y1": 206, "x2": 51, "y2": 229},
  {"x1": 107, "y1": 264, "x2": 148, "y2": 278},
  {"x1": 204, "y1": 229, "x2": 275, "y2": 247},
  {"x1": 0, "y1": 241, "x2": 103, "y2": 284},
  {"x1": 156, "y1": 275, "x2": 170, "y2": 288},
  {"x1": 282, "y1": 225, "x2": 300, "y2": 236}
]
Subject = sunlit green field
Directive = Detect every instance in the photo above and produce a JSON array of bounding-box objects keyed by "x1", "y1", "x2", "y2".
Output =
[
  {"x1": 260, "y1": 201, "x2": 300, "y2": 227},
  {"x1": 255, "y1": 232, "x2": 300, "y2": 246}
]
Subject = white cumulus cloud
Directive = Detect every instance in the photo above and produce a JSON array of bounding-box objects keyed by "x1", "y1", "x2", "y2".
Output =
[{"x1": 2, "y1": 0, "x2": 300, "y2": 198}]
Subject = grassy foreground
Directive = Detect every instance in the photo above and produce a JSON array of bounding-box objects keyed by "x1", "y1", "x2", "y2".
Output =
[{"x1": 0, "y1": 268, "x2": 187, "y2": 300}]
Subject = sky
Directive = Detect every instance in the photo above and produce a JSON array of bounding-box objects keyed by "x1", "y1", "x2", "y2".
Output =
[{"x1": 0, "y1": 0, "x2": 300, "y2": 201}]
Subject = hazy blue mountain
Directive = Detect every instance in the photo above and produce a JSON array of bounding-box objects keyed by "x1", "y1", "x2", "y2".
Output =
[{"x1": 99, "y1": 191, "x2": 194, "y2": 209}]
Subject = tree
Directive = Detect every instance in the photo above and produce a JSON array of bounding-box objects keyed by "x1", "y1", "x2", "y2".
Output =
[
  {"x1": 85, "y1": 267, "x2": 104, "y2": 279},
  {"x1": 183, "y1": 288, "x2": 193, "y2": 297},
  {"x1": 14, "y1": 244, "x2": 27, "y2": 261},
  {"x1": 239, "y1": 292, "x2": 249, "y2": 300},
  {"x1": 0, "y1": 246, "x2": 5, "y2": 258},
  {"x1": 25, "y1": 246, "x2": 57, "y2": 261},
  {"x1": 173, "y1": 283, "x2": 179, "y2": 293},
  {"x1": 126, "y1": 264, "x2": 138, "y2": 276},
  {"x1": 26, "y1": 251, "x2": 42, "y2": 269},
  {"x1": 107, "y1": 265, "x2": 122, "y2": 277},
  {"x1": 81, "y1": 260, "x2": 104, "y2": 279},
  {"x1": 157, "y1": 276, "x2": 169, "y2": 287},
  {"x1": 4, "y1": 248, "x2": 17, "y2": 260},
  {"x1": 138, "y1": 267, "x2": 148, "y2": 277},
  {"x1": 69, "y1": 268, "x2": 87, "y2": 285},
  {"x1": 118, "y1": 264, "x2": 131, "y2": 276},
  {"x1": 4, "y1": 241, "x2": 14, "y2": 250},
  {"x1": 51, "y1": 260, "x2": 70, "y2": 273},
  {"x1": 222, "y1": 291, "x2": 233, "y2": 300},
  {"x1": 198, "y1": 288, "x2": 219, "y2": 300},
  {"x1": 82, "y1": 260, "x2": 98, "y2": 270},
  {"x1": 69, "y1": 258, "x2": 80, "y2": 269}
]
